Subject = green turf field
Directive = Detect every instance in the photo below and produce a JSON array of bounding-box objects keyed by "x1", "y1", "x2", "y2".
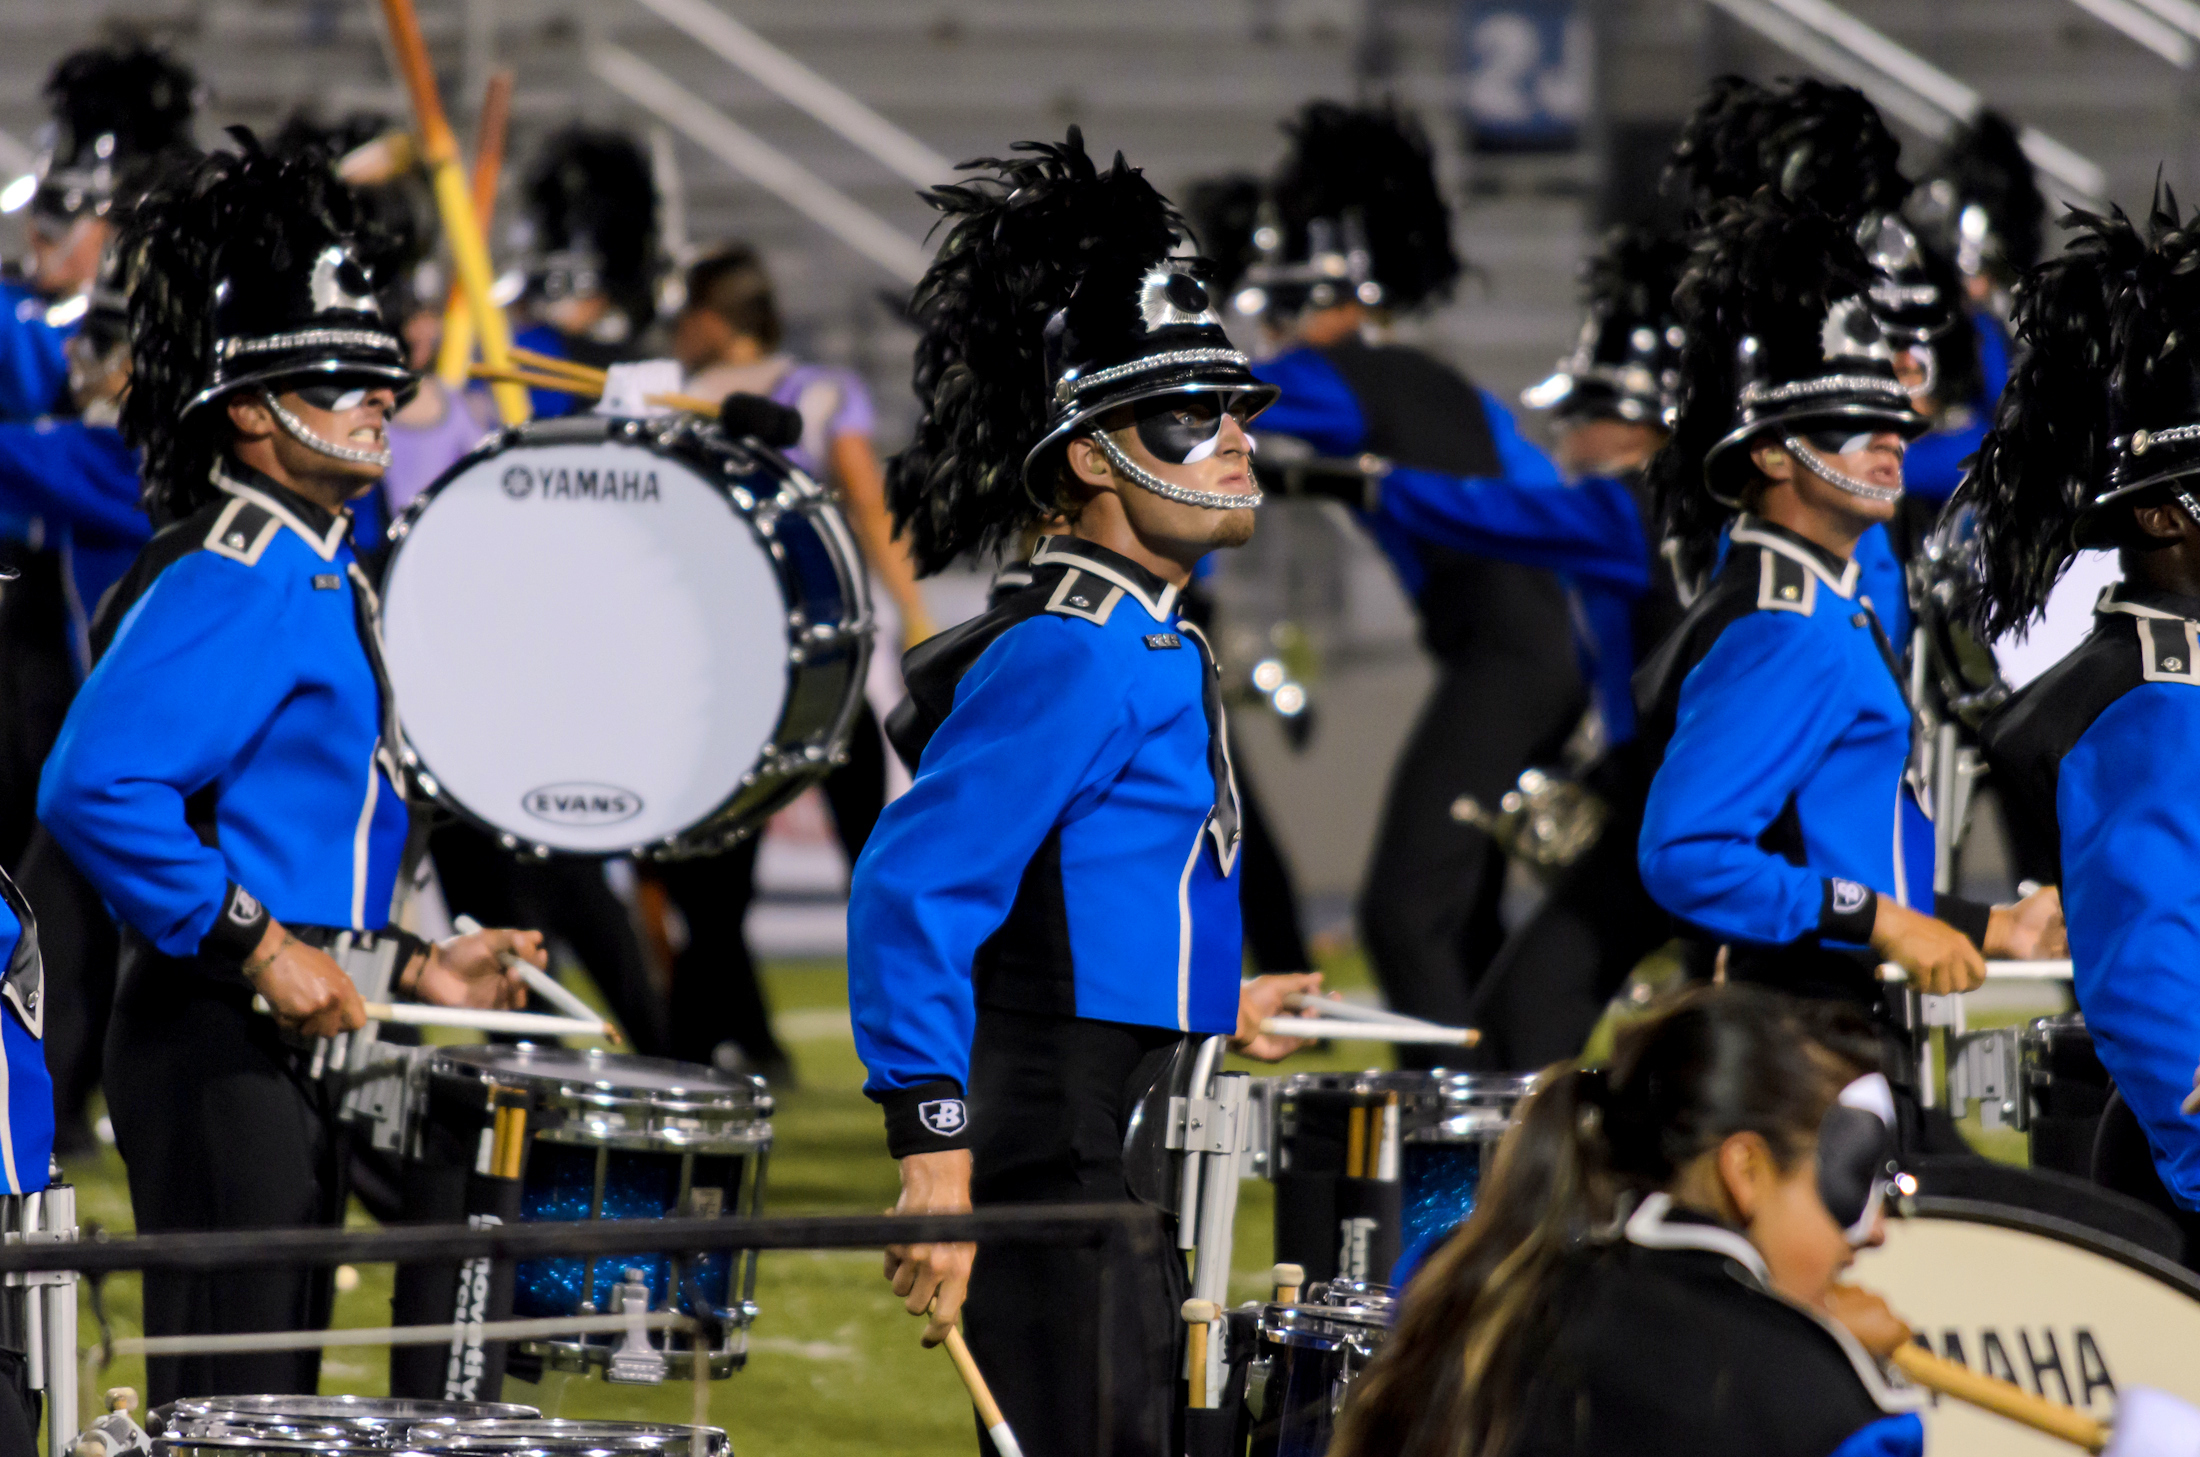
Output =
[{"x1": 48, "y1": 950, "x2": 2056, "y2": 1452}]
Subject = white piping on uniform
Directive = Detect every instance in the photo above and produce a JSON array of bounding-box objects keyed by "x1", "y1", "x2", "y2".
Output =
[
  {"x1": 214, "y1": 470, "x2": 353, "y2": 561},
  {"x1": 1176, "y1": 830, "x2": 1202, "y2": 1032},
  {"x1": 0, "y1": 1025, "x2": 19, "y2": 1194},
  {"x1": 352, "y1": 750, "x2": 380, "y2": 929},
  {"x1": 1032, "y1": 537, "x2": 1180, "y2": 623},
  {"x1": 1732, "y1": 516, "x2": 1860, "y2": 598}
]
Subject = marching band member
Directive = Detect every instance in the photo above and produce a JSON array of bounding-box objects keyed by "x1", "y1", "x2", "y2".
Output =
[
  {"x1": 1234, "y1": 101, "x2": 1586, "y2": 1056},
  {"x1": 508, "y1": 127, "x2": 659, "y2": 419},
  {"x1": 36, "y1": 137, "x2": 544, "y2": 1404},
  {"x1": 1332, "y1": 985, "x2": 1925, "y2": 1457},
  {"x1": 1633, "y1": 189, "x2": 2059, "y2": 1141},
  {"x1": 1965, "y1": 194, "x2": 2200, "y2": 1253},
  {"x1": 852, "y1": 129, "x2": 1318, "y2": 1457}
]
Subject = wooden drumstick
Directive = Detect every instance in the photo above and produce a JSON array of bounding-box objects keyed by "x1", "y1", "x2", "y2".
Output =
[
  {"x1": 454, "y1": 915, "x2": 623, "y2": 1045},
  {"x1": 434, "y1": 68, "x2": 515, "y2": 389},
  {"x1": 940, "y1": 1323, "x2": 1022, "y2": 1457},
  {"x1": 1182, "y1": 1298, "x2": 1219, "y2": 1409},
  {"x1": 1271, "y1": 1263, "x2": 1304, "y2": 1305},
  {"x1": 1890, "y1": 1343, "x2": 2107, "y2": 1450}
]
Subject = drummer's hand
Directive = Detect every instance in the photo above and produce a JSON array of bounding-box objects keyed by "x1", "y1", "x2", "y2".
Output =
[
  {"x1": 1986, "y1": 883, "x2": 2067, "y2": 962},
  {"x1": 885, "y1": 1149, "x2": 974, "y2": 1347},
  {"x1": 416, "y1": 928, "x2": 546, "y2": 1010},
  {"x1": 1826, "y1": 1284, "x2": 1913, "y2": 1362},
  {"x1": 2183, "y1": 1063, "x2": 2200, "y2": 1117},
  {"x1": 246, "y1": 919, "x2": 366, "y2": 1038},
  {"x1": 1872, "y1": 899, "x2": 1986, "y2": 995},
  {"x1": 1232, "y1": 972, "x2": 1327, "y2": 1062}
]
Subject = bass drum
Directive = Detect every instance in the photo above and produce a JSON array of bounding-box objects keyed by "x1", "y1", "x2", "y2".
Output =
[
  {"x1": 380, "y1": 416, "x2": 871, "y2": 857},
  {"x1": 1852, "y1": 1196, "x2": 2200, "y2": 1456}
]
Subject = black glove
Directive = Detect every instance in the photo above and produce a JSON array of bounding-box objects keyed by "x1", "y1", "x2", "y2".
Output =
[
  {"x1": 1252, "y1": 452, "x2": 1389, "y2": 512},
  {"x1": 719, "y1": 392, "x2": 804, "y2": 449}
]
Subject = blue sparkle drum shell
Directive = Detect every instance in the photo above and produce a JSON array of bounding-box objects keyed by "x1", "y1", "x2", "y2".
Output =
[
  {"x1": 425, "y1": 1046, "x2": 772, "y2": 1379},
  {"x1": 1245, "y1": 1282, "x2": 1394, "y2": 1457}
]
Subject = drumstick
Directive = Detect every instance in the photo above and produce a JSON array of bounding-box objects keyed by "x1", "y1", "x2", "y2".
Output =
[
  {"x1": 1890, "y1": 1343, "x2": 2107, "y2": 1450},
  {"x1": 941, "y1": 1324, "x2": 1022, "y2": 1457},
  {"x1": 1877, "y1": 960, "x2": 2074, "y2": 984},
  {"x1": 453, "y1": 915, "x2": 623, "y2": 1045},
  {"x1": 435, "y1": 68, "x2": 515, "y2": 389},
  {"x1": 1271, "y1": 1263, "x2": 1303, "y2": 1304},
  {"x1": 1258, "y1": 1016, "x2": 1481, "y2": 1047},
  {"x1": 1181, "y1": 1298, "x2": 1219, "y2": 1409},
  {"x1": 376, "y1": 0, "x2": 529, "y2": 424},
  {"x1": 464, "y1": 365, "x2": 726, "y2": 420},
  {"x1": 1284, "y1": 992, "x2": 1465, "y2": 1033},
  {"x1": 250, "y1": 994, "x2": 610, "y2": 1040},
  {"x1": 509, "y1": 346, "x2": 610, "y2": 384}
]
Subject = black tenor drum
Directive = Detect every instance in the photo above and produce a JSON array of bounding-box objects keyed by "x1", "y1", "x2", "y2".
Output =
[
  {"x1": 379, "y1": 415, "x2": 871, "y2": 857},
  {"x1": 2022, "y1": 1012, "x2": 2112, "y2": 1178},
  {"x1": 1243, "y1": 1280, "x2": 1394, "y2": 1457}
]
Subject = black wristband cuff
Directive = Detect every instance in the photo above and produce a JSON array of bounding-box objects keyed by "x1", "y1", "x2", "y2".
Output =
[
  {"x1": 1818, "y1": 878, "x2": 1879, "y2": 946},
  {"x1": 382, "y1": 928, "x2": 430, "y2": 994},
  {"x1": 1937, "y1": 895, "x2": 1994, "y2": 951},
  {"x1": 200, "y1": 882, "x2": 271, "y2": 964},
  {"x1": 879, "y1": 1079, "x2": 971, "y2": 1157}
]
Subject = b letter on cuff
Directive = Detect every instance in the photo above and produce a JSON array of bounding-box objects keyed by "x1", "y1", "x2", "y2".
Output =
[
  {"x1": 200, "y1": 881, "x2": 272, "y2": 963},
  {"x1": 881, "y1": 1079, "x2": 972, "y2": 1157},
  {"x1": 1818, "y1": 877, "x2": 1879, "y2": 946}
]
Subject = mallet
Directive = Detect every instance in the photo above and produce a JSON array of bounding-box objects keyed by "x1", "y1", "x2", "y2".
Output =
[{"x1": 1182, "y1": 1298, "x2": 1220, "y2": 1409}]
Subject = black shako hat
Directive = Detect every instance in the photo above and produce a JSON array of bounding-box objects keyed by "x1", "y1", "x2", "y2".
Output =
[
  {"x1": 1914, "y1": 111, "x2": 2046, "y2": 286},
  {"x1": 1522, "y1": 225, "x2": 1690, "y2": 427},
  {"x1": 519, "y1": 127, "x2": 660, "y2": 313},
  {"x1": 887, "y1": 127, "x2": 1273, "y2": 576},
  {"x1": 32, "y1": 42, "x2": 197, "y2": 225}
]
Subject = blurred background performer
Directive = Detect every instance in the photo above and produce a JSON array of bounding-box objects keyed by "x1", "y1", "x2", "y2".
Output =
[
  {"x1": 653, "y1": 243, "x2": 922, "y2": 1078},
  {"x1": 508, "y1": 127, "x2": 660, "y2": 418},
  {"x1": 35, "y1": 136, "x2": 543, "y2": 1405},
  {"x1": 1242, "y1": 101, "x2": 1584, "y2": 1056},
  {"x1": 851, "y1": 129, "x2": 1319, "y2": 1457},
  {"x1": 1966, "y1": 193, "x2": 2200, "y2": 1258},
  {"x1": 1634, "y1": 188, "x2": 2060, "y2": 1145}
]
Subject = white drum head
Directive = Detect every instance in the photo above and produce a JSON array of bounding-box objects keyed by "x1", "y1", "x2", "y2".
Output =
[
  {"x1": 1992, "y1": 549, "x2": 2121, "y2": 690},
  {"x1": 382, "y1": 438, "x2": 789, "y2": 853}
]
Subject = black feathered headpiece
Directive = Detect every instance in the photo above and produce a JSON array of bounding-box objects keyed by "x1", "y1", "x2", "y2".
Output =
[
  {"x1": 1916, "y1": 112, "x2": 2045, "y2": 286},
  {"x1": 1667, "y1": 77, "x2": 1909, "y2": 226},
  {"x1": 33, "y1": 42, "x2": 198, "y2": 225},
  {"x1": 1245, "y1": 100, "x2": 1461, "y2": 317},
  {"x1": 273, "y1": 111, "x2": 438, "y2": 318},
  {"x1": 1650, "y1": 190, "x2": 1921, "y2": 579},
  {"x1": 888, "y1": 128, "x2": 1274, "y2": 575},
  {"x1": 1522, "y1": 225, "x2": 1689, "y2": 427},
  {"x1": 120, "y1": 129, "x2": 413, "y2": 520},
  {"x1": 1185, "y1": 173, "x2": 1268, "y2": 302},
  {"x1": 520, "y1": 128, "x2": 660, "y2": 322}
]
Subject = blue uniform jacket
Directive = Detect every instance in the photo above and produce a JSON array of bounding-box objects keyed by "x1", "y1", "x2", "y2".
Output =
[
  {"x1": 1982, "y1": 584, "x2": 2200, "y2": 1208},
  {"x1": 0, "y1": 872, "x2": 51, "y2": 1196},
  {"x1": 513, "y1": 323, "x2": 585, "y2": 420},
  {"x1": 40, "y1": 463, "x2": 412, "y2": 960},
  {"x1": 0, "y1": 283, "x2": 69, "y2": 424},
  {"x1": 851, "y1": 536, "x2": 1241, "y2": 1152},
  {"x1": 0, "y1": 419, "x2": 149, "y2": 671},
  {"x1": 1635, "y1": 518, "x2": 1918, "y2": 962}
]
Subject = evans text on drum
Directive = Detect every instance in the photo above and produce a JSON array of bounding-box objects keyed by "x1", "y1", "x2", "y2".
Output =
[
  {"x1": 1853, "y1": 1194, "x2": 2200, "y2": 1457},
  {"x1": 380, "y1": 415, "x2": 871, "y2": 857},
  {"x1": 425, "y1": 1046, "x2": 773, "y2": 1380}
]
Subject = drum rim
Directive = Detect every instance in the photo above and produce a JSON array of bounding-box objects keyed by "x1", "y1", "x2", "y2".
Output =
[
  {"x1": 1905, "y1": 1195, "x2": 2200, "y2": 1299},
  {"x1": 428, "y1": 1044, "x2": 771, "y2": 1125},
  {"x1": 380, "y1": 414, "x2": 872, "y2": 860}
]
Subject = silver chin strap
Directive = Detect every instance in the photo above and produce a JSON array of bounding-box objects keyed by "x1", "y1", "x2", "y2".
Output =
[
  {"x1": 1093, "y1": 430, "x2": 1263, "y2": 512},
  {"x1": 2178, "y1": 489, "x2": 2200, "y2": 529},
  {"x1": 262, "y1": 391, "x2": 393, "y2": 469},
  {"x1": 1783, "y1": 436, "x2": 1903, "y2": 504}
]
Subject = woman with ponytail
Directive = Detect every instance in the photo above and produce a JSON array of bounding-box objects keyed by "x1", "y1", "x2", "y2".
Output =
[{"x1": 1331, "y1": 984, "x2": 1924, "y2": 1457}]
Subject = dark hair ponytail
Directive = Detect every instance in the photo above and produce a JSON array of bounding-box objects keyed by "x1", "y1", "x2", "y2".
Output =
[{"x1": 1329, "y1": 985, "x2": 1871, "y2": 1457}]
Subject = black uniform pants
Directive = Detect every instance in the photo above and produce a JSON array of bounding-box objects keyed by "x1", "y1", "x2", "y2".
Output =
[
  {"x1": 18, "y1": 827, "x2": 118, "y2": 1152},
  {"x1": 0, "y1": 549, "x2": 76, "y2": 871},
  {"x1": 964, "y1": 1007, "x2": 1189, "y2": 1457},
  {"x1": 1464, "y1": 757, "x2": 1668, "y2": 1070},
  {"x1": 659, "y1": 700, "x2": 890, "y2": 1073},
  {"x1": 105, "y1": 935, "x2": 339, "y2": 1406},
  {"x1": 1359, "y1": 652, "x2": 1584, "y2": 1066}
]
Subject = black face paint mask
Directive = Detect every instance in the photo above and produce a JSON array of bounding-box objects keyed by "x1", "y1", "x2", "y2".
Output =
[
  {"x1": 292, "y1": 383, "x2": 377, "y2": 412},
  {"x1": 1131, "y1": 392, "x2": 1260, "y2": 465},
  {"x1": 1796, "y1": 428, "x2": 1901, "y2": 458},
  {"x1": 1818, "y1": 1072, "x2": 1898, "y2": 1245}
]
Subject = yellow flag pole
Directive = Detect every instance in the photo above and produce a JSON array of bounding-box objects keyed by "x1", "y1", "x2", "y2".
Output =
[{"x1": 434, "y1": 68, "x2": 514, "y2": 391}]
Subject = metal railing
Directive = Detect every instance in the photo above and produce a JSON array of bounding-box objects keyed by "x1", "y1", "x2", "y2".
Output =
[{"x1": 2064, "y1": 0, "x2": 2200, "y2": 68}]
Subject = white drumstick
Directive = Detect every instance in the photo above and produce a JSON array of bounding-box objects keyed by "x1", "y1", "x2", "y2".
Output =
[
  {"x1": 1877, "y1": 960, "x2": 2074, "y2": 984},
  {"x1": 253, "y1": 995, "x2": 610, "y2": 1039},
  {"x1": 1284, "y1": 992, "x2": 1459, "y2": 1032},
  {"x1": 1259, "y1": 1016, "x2": 1481, "y2": 1047},
  {"x1": 453, "y1": 914, "x2": 622, "y2": 1042}
]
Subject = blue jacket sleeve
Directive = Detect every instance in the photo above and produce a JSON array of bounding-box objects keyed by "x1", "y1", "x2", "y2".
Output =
[
  {"x1": 0, "y1": 290, "x2": 68, "y2": 423},
  {"x1": 847, "y1": 617, "x2": 1142, "y2": 1099},
  {"x1": 1375, "y1": 469, "x2": 1651, "y2": 592},
  {"x1": 1250, "y1": 349, "x2": 1367, "y2": 455},
  {"x1": 1480, "y1": 389, "x2": 1562, "y2": 485},
  {"x1": 2057, "y1": 685, "x2": 2200, "y2": 1210},
  {"x1": 38, "y1": 555, "x2": 294, "y2": 956},
  {"x1": 1828, "y1": 1414, "x2": 1925, "y2": 1457},
  {"x1": 0, "y1": 422, "x2": 148, "y2": 543},
  {"x1": 1639, "y1": 612, "x2": 1858, "y2": 944},
  {"x1": 1902, "y1": 415, "x2": 1985, "y2": 508}
]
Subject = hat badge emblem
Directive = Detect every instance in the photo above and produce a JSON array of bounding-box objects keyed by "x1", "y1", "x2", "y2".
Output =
[{"x1": 2134, "y1": 429, "x2": 2153, "y2": 455}]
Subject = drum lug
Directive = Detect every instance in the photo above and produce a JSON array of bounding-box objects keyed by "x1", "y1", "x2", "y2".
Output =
[{"x1": 603, "y1": 1268, "x2": 669, "y2": 1385}]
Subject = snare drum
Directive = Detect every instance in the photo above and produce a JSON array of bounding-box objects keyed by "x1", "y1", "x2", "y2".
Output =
[
  {"x1": 380, "y1": 415, "x2": 871, "y2": 858},
  {"x1": 1271, "y1": 1072, "x2": 1535, "y2": 1285},
  {"x1": 151, "y1": 1395, "x2": 539, "y2": 1446},
  {"x1": 425, "y1": 1046, "x2": 772, "y2": 1379},
  {"x1": 1244, "y1": 1281, "x2": 1394, "y2": 1457},
  {"x1": 429, "y1": 1420, "x2": 731, "y2": 1455}
]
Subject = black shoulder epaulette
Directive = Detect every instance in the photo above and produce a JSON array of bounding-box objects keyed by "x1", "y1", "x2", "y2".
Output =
[
  {"x1": 1043, "y1": 568, "x2": 1122, "y2": 626},
  {"x1": 2134, "y1": 615, "x2": 2200, "y2": 684},
  {"x1": 204, "y1": 495, "x2": 283, "y2": 567},
  {"x1": 885, "y1": 578, "x2": 1057, "y2": 771},
  {"x1": 0, "y1": 871, "x2": 39, "y2": 1040},
  {"x1": 1756, "y1": 548, "x2": 1816, "y2": 615}
]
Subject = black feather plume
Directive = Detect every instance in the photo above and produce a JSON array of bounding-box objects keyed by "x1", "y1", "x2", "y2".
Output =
[
  {"x1": 887, "y1": 127, "x2": 1184, "y2": 575},
  {"x1": 43, "y1": 42, "x2": 197, "y2": 164},
  {"x1": 1667, "y1": 76, "x2": 1908, "y2": 228},
  {"x1": 522, "y1": 127, "x2": 660, "y2": 322},
  {"x1": 119, "y1": 129, "x2": 406, "y2": 522},
  {"x1": 1933, "y1": 111, "x2": 2046, "y2": 275},
  {"x1": 1185, "y1": 173, "x2": 1266, "y2": 299},
  {"x1": 1583, "y1": 225, "x2": 1690, "y2": 325},
  {"x1": 1648, "y1": 190, "x2": 1880, "y2": 580},
  {"x1": 1952, "y1": 190, "x2": 2193, "y2": 639},
  {"x1": 1273, "y1": 101, "x2": 1460, "y2": 312}
]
